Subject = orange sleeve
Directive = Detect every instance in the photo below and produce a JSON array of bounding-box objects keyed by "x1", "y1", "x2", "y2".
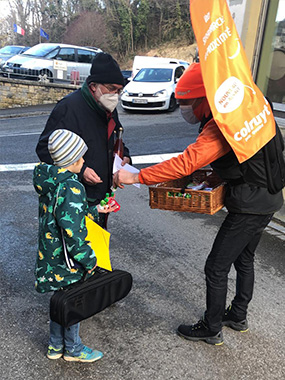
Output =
[{"x1": 138, "y1": 120, "x2": 231, "y2": 185}]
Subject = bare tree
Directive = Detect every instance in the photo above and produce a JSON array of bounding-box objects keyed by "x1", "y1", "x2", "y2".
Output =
[
  {"x1": 7, "y1": 0, "x2": 31, "y2": 45},
  {"x1": 63, "y1": 11, "x2": 108, "y2": 51},
  {"x1": 0, "y1": 17, "x2": 11, "y2": 46}
]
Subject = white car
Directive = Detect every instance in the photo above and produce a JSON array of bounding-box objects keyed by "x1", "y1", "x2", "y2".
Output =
[
  {"x1": 1, "y1": 43, "x2": 102, "y2": 83},
  {"x1": 131, "y1": 55, "x2": 189, "y2": 78},
  {"x1": 121, "y1": 64, "x2": 185, "y2": 112},
  {"x1": 0, "y1": 45, "x2": 30, "y2": 70}
]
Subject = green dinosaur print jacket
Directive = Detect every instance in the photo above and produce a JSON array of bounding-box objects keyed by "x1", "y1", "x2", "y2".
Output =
[{"x1": 33, "y1": 163, "x2": 97, "y2": 293}]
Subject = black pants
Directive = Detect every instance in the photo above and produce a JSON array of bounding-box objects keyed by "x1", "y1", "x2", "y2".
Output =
[
  {"x1": 204, "y1": 212, "x2": 273, "y2": 332},
  {"x1": 98, "y1": 213, "x2": 108, "y2": 229},
  {"x1": 88, "y1": 201, "x2": 108, "y2": 229}
]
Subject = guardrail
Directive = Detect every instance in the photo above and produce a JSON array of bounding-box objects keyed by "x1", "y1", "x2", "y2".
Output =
[{"x1": 0, "y1": 68, "x2": 87, "y2": 85}]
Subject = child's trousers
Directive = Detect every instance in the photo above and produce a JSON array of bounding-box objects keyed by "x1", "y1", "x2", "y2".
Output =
[{"x1": 49, "y1": 320, "x2": 84, "y2": 354}]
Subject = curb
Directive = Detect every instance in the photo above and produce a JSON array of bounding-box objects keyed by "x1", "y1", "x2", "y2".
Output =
[
  {"x1": 0, "y1": 104, "x2": 56, "y2": 120},
  {"x1": 0, "y1": 111, "x2": 51, "y2": 119}
]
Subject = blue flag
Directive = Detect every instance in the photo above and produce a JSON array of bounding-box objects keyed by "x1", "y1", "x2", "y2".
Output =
[{"x1": 40, "y1": 28, "x2": 49, "y2": 40}]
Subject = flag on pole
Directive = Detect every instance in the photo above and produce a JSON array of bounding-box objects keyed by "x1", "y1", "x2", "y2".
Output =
[
  {"x1": 13, "y1": 24, "x2": 25, "y2": 36},
  {"x1": 189, "y1": 0, "x2": 276, "y2": 163},
  {"x1": 40, "y1": 28, "x2": 49, "y2": 41}
]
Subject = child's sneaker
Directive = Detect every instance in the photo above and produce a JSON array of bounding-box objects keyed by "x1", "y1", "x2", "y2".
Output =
[
  {"x1": 47, "y1": 345, "x2": 64, "y2": 360},
  {"x1": 63, "y1": 345, "x2": 103, "y2": 362}
]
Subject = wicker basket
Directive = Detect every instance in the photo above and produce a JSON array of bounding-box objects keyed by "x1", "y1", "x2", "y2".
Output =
[{"x1": 148, "y1": 169, "x2": 226, "y2": 215}]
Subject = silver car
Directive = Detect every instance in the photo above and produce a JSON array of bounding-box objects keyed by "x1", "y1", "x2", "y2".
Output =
[
  {"x1": 0, "y1": 45, "x2": 30, "y2": 70},
  {"x1": 1, "y1": 43, "x2": 102, "y2": 83}
]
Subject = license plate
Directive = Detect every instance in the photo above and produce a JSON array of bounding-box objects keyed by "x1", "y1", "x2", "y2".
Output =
[{"x1": 133, "y1": 99, "x2": 148, "y2": 104}]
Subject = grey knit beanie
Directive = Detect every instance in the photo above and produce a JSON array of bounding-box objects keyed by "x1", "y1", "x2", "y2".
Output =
[{"x1": 48, "y1": 129, "x2": 88, "y2": 168}]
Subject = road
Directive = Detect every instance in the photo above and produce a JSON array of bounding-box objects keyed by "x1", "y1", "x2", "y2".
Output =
[{"x1": 0, "y1": 106, "x2": 284, "y2": 380}]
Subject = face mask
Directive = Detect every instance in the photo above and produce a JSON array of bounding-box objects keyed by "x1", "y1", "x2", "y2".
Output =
[
  {"x1": 97, "y1": 86, "x2": 119, "y2": 112},
  {"x1": 180, "y1": 105, "x2": 200, "y2": 125}
]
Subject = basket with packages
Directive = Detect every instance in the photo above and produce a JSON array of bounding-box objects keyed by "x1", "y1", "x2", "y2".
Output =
[{"x1": 148, "y1": 168, "x2": 226, "y2": 215}]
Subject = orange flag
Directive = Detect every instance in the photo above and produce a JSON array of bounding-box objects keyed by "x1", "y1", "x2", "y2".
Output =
[{"x1": 190, "y1": 0, "x2": 276, "y2": 163}]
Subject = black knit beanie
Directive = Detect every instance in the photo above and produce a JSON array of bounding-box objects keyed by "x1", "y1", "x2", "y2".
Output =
[{"x1": 86, "y1": 52, "x2": 124, "y2": 86}]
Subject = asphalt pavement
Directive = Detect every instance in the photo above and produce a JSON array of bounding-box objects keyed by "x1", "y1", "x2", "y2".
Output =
[
  {"x1": 1, "y1": 104, "x2": 285, "y2": 380},
  {"x1": 1, "y1": 172, "x2": 284, "y2": 380}
]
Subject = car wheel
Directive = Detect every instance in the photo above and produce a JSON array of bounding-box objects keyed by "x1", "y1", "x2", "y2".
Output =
[
  {"x1": 168, "y1": 94, "x2": 177, "y2": 112},
  {"x1": 38, "y1": 69, "x2": 53, "y2": 83}
]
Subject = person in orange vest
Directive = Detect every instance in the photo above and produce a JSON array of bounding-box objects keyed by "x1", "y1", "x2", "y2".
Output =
[{"x1": 114, "y1": 63, "x2": 284, "y2": 345}]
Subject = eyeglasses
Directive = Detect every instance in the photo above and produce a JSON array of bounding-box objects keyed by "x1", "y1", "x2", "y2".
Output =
[{"x1": 101, "y1": 84, "x2": 123, "y2": 95}]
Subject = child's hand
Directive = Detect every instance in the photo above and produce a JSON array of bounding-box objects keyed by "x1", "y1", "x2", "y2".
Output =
[{"x1": 97, "y1": 202, "x2": 120, "y2": 213}]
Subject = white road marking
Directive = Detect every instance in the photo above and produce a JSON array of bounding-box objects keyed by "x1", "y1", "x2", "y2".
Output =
[
  {"x1": 0, "y1": 152, "x2": 183, "y2": 172},
  {"x1": 1, "y1": 153, "x2": 284, "y2": 238},
  {"x1": 0, "y1": 163, "x2": 36, "y2": 172}
]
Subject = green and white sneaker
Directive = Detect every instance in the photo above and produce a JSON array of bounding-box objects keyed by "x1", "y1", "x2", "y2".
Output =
[
  {"x1": 63, "y1": 345, "x2": 103, "y2": 363},
  {"x1": 47, "y1": 345, "x2": 64, "y2": 360}
]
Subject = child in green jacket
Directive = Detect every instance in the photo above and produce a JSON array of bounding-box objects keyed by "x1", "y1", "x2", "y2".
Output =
[{"x1": 33, "y1": 129, "x2": 114, "y2": 362}]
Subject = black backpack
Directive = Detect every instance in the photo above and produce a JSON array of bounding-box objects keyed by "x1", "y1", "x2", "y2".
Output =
[
  {"x1": 199, "y1": 101, "x2": 285, "y2": 194},
  {"x1": 262, "y1": 121, "x2": 285, "y2": 194}
]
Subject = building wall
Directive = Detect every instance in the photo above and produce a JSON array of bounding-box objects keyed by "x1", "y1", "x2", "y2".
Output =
[
  {"x1": 0, "y1": 77, "x2": 78, "y2": 109},
  {"x1": 228, "y1": 0, "x2": 265, "y2": 72}
]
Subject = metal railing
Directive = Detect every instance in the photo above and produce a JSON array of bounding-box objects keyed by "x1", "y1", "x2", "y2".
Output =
[{"x1": 0, "y1": 67, "x2": 87, "y2": 85}]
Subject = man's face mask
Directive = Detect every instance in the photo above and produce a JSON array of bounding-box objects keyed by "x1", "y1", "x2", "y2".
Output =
[
  {"x1": 180, "y1": 104, "x2": 200, "y2": 125},
  {"x1": 97, "y1": 86, "x2": 119, "y2": 112}
]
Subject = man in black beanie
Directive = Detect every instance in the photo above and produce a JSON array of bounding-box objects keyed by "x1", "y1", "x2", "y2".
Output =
[{"x1": 36, "y1": 52, "x2": 131, "y2": 227}]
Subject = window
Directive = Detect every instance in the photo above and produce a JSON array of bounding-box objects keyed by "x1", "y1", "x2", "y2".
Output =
[
  {"x1": 77, "y1": 49, "x2": 97, "y2": 63},
  {"x1": 45, "y1": 48, "x2": 59, "y2": 60},
  {"x1": 256, "y1": 0, "x2": 285, "y2": 104},
  {"x1": 134, "y1": 68, "x2": 173, "y2": 82},
  {"x1": 23, "y1": 44, "x2": 59, "y2": 57},
  {"x1": 174, "y1": 66, "x2": 185, "y2": 81},
  {"x1": 57, "y1": 48, "x2": 75, "y2": 62}
]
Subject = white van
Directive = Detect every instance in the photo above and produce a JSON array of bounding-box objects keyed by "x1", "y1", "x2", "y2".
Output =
[{"x1": 131, "y1": 55, "x2": 189, "y2": 79}]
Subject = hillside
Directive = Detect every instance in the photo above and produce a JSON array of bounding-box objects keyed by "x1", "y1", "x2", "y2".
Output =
[{"x1": 120, "y1": 41, "x2": 197, "y2": 70}]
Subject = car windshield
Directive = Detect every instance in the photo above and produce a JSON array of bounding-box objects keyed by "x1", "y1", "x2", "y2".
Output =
[
  {"x1": 134, "y1": 68, "x2": 173, "y2": 82},
  {"x1": 0, "y1": 46, "x2": 22, "y2": 55},
  {"x1": 23, "y1": 45, "x2": 58, "y2": 57}
]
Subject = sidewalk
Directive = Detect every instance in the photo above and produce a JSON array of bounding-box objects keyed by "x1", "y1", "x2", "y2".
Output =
[
  {"x1": 0, "y1": 103, "x2": 56, "y2": 119},
  {"x1": 0, "y1": 104, "x2": 284, "y2": 225}
]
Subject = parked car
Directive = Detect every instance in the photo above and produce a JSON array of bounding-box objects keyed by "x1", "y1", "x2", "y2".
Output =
[
  {"x1": 84, "y1": 46, "x2": 102, "y2": 53},
  {"x1": 194, "y1": 47, "x2": 200, "y2": 63},
  {"x1": 1, "y1": 43, "x2": 102, "y2": 83},
  {"x1": 131, "y1": 56, "x2": 189, "y2": 79},
  {"x1": 121, "y1": 64, "x2": 185, "y2": 112},
  {"x1": 121, "y1": 70, "x2": 132, "y2": 86},
  {"x1": 0, "y1": 45, "x2": 30, "y2": 71}
]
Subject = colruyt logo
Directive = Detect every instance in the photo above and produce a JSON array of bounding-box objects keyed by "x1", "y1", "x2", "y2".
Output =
[{"x1": 234, "y1": 104, "x2": 271, "y2": 142}]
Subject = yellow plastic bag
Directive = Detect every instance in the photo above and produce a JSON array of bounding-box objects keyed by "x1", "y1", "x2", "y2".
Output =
[{"x1": 85, "y1": 216, "x2": 112, "y2": 271}]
